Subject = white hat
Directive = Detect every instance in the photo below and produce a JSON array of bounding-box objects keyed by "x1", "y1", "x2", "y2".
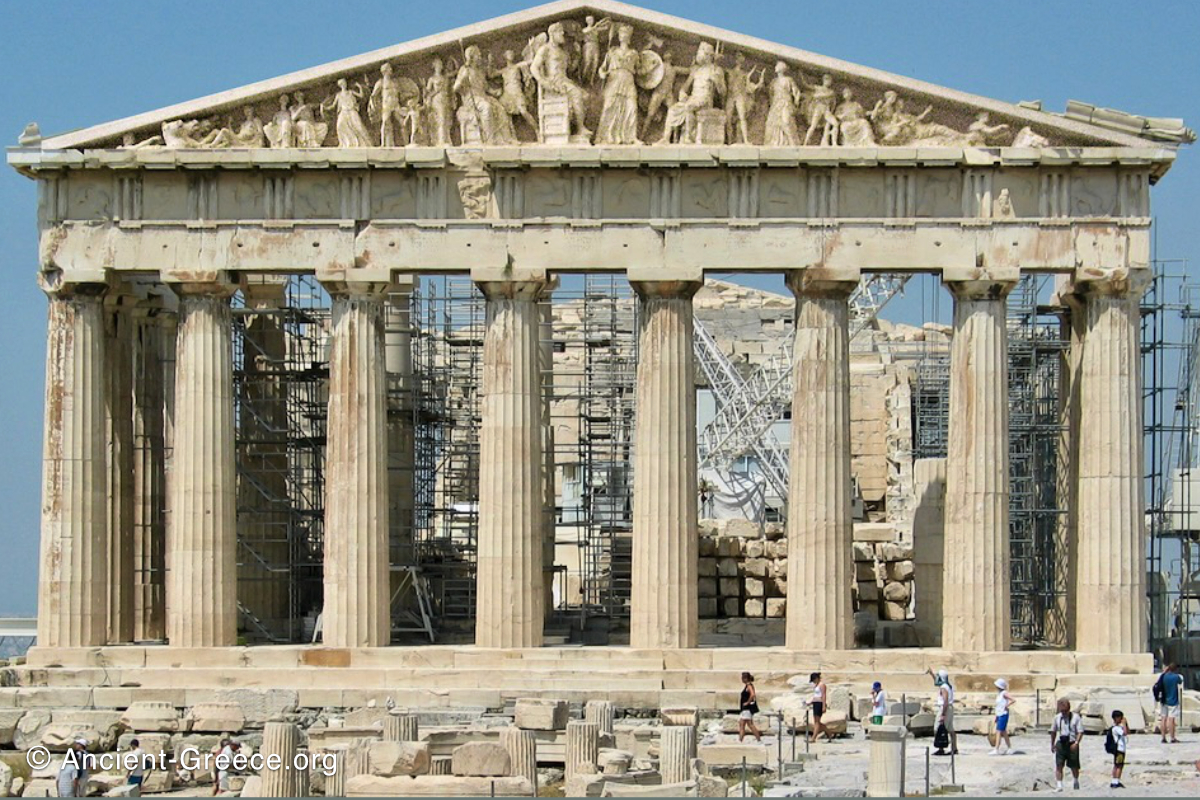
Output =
[
  {"x1": 995, "y1": 678, "x2": 1008, "y2": 690},
  {"x1": 74, "y1": 738, "x2": 89, "y2": 746},
  {"x1": 937, "y1": 669, "x2": 949, "y2": 682}
]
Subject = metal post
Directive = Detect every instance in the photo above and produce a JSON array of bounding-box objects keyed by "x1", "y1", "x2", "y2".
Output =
[
  {"x1": 924, "y1": 746, "x2": 930, "y2": 797},
  {"x1": 776, "y1": 712, "x2": 784, "y2": 776},
  {"x1": 1036, "y1": 688, "x2": 1041, "y2": 728},
  {"x1": 804, "y1": 707, "x2": 810, "y2": 754},
  {"x1": 902, "y1": 692, "x2": 908, "y2": 728},
  {"x1": 490, "y1": 779, "x2": 495, "y2": 797},
  {"x1": 950, "y1": 748, "x2": 956, "y2": 785},
  {"x1": 899, "y1": 733, "x2": 906, "y2": 798},
  {"x1": 741, "y1": 757, "x2": 747, "y2": 797}
]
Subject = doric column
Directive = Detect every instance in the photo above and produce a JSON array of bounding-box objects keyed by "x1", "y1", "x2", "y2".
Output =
[
  {"x1": 37, "y1": 278, "x2": 109, "y2": 648},
  {"x1": 1071, "y1": 268, "x2": 1150, "y2": 653},
  {"x1": 630, "y1": 279, "x2": 700, "y2": 649},
  {"x1": 237, "y1": 277, "x2": 291, "y2": 637},
  {"x1": 385, "y1": 280, "x2": 417, "y2": 603},
  {"x1": 167, "y1": 278, "x2": 237, "y2": 647},
  {"x1": 659, "y1": 725, "x2": 697, "y2": 784},
  {"x1": 474, "y1": 277, "x2": 545, "y2": 648},
  {"x1": 132, "y1": 302, "x2": 169, "y2": 642},
  {"x1": 539, "y1": 290, "x2": 557, "y2": 619},
  {"x1": 784, "y1": 272, "x2": 856, "y2": 650},
  {"x1": 322, "y1": 282, "x2": 390, "y2": 647},
  {"x1": 105, "y1": 294, "x2": 136, "y2": 644},
  {"x1": 941, "y1": 270, "x2": 1017, "y2": 652}
]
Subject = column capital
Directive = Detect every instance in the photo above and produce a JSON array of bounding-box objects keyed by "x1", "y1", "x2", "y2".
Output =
[
  {"x1": 320, "y1": 279, "x2": 394, "y2": 299},
  {"x1": 240, "y1": 274, "x2": 289, "y2": 308},
  {"x1": 476, "y1": 278, "x2": 547, "y2": 301},
  {"x1": 630, "y1": 279, "x2": 702, "y2": 301},
  {"x1": 1064, "y1": 266, "x2": 1152, "y2": 300},
  {"x1": 942, "y1": 266, "x2": 1019, "y2": 300},
  {"x1": 786, "y1": 268, "x2": 859, "y2": 299},
  {"x1": 167, "y1": 274, "x2": 238, "y2": 299},
  {"x1": 38, "y1": 271, "x2": 107, "y2": 299}
]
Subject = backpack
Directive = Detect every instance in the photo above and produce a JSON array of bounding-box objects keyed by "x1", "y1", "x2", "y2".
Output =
[
  {"x1": 1104, "y1": 727, "x2": 1117, "y2": 755},
  {"x1": 1152, "y1": 674, "x2": 1165, "y2": 703}
]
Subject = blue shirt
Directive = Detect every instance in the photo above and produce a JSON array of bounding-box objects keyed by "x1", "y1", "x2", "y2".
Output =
[{"x1": 1162, "y1": 672, "x2": 1183, "y2": 706}]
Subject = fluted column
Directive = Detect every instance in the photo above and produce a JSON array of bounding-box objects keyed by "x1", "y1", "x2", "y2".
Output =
[
  {"x1": 565, "y1": 720, "x2": 599, "y2": 779},
  {"x1": 784, "y1": 273, "x2": 856, "y2": 650},
  {"x1": 1072, "y1": 268, "x2": 1150, "y2": 653},
  {"x1": 323, "y1": 283, "x2": 390, "y2": 648},
  {"x1": 105, "y1": 296, "x2": 136, "y2": 643},
  {"x1": 659, "y1": 726, "x2": 697, "y2": 784},
  {"x1": 584, "y1": 699, "x2": 615, "y2": 735},
  {"x1": 385, "y1": 281, "x2": 417, "y2": 617},
  {"x1": 260, "y1": 720, "x2": 304, "y2": 797},
  {"x1": 132, "y1": 305, "x2": 168, "y2": 642},
  {"x1": 475, "y1": 278, "x2": 546, "y2": 648},
  {"x1": 167, "y1": 279, "x2": 237, "y2": 647},
  {"x1": 384, "y1": 713, "x2": 419, "y2": 742},
  {"x1": 37, "y1": 279, "x2": 109, "y2": 647},
  {"x1": 630, "y1": 280, "x2": 700, "y2": 649},
  {"x1": 941, "y1": 272, "x2": 1017, "y2": 652},
  {"x1": 237, "y1": 278, "x2": 291, "y2": 635},
  {"x1": 500, "y1": 727, "x2": 537, "y2": 789}
]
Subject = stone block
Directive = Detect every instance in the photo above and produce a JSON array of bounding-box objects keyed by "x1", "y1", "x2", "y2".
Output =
[
  {"x1": 768, "y1": 577, "x2": 787, "y2": 596},
  {"x1": 0, "y1": 709, "x2": 24, "y2": 746},
  {"x1": 345, "y1": 774, "x2": 533, "y2": 796},
  {"x1": 213, "y1": 689, "x2": 298, "y2": 726},
  {"x1": 186, "y1": 702, "x2": 246, "y2": 733},
  {"x1": 853, "y1": 523, "x2": 895, "y2": 543},
  {"x1": 769, "y1": 540, "x2": 788, "y2": 558},
  {"x1": 717, "y1": 558, "x2": 739, "y2": 577},
  {"x1": 605, "y1": 781, "x2": 696, "y2": 797},
  {"x1": 697, "y1": 774, "x2": 728, "y2": 797},
  {"x1": 717, "y1": 578, "x2": 739, "y2": 598},
  {"x1": 699, "y1": 599, "x2": 718, "y2": 618},
  {"x1": 119, "y1": 701, "x2": 182, "y2": 733},
  {"x1": 879, "y1": 543, "x2": 914, "y2": 562},
  {"x1": 744, "y1": 599, "x2": 765, "y2": 618},
  {"x1": 698, "y1": 558, "x2": 717, "y2": 577},
  {"x1": 699, "y1": 538, "x2": 717, "y2": 557},
  {"x1": 855, "y1": 562, "x2": 881, "y2": 582},
  {"x1": 856, "y1": 581, "x2": 879, "y2": 602},
  {"x1": 742, "y1": 559, "x2": 769, "y2": 577},
  {"x1": 882, "y1": 582, "x2": 910, "y2": 604},
  {"x1": 599, "y1": 748, "x2": 633, "y2": 775},
  {"x1": 22, "y1": 778, "x2": 58, "y2": 798},
  {"x1": 852, "y1": 543, "x2": 875, "y2": 562},
  {"x1": 722, "y1": 599, "x2": 741, "y2": 617},
  {"x1": 745, "y1": 578, "x2": 766, "y2": 597},
  {"x1": 698, "y1": 578, "x2": 718, "y2": 598},
  {"x1": 117, "y1": 732, "x2": 171, "y2": 755},
  {"x1": 764, "y1": 522, "x2": 785, "y2": 541},
  {"x1": 724, "y1": 520, "x2": 759, "y2": 539},
  {"x1": 716, "y1": 539, "x2": 740, "y2": 558},
  {"x1": 742, "y1": 540, "x2": 765, "y2": 558},
  {"x1": 451, "y1": 742, "x2": 511, "y2": 777},
  {"x1": 766, "y1": 599, "x2": 786, "y2": 618},
  {"x1": 881, "y1": 600, "x2": 908, "y2": 621},
  {"x1": 369, "y1": 741, "x2": 432, "y2": 777},
  {"x1": 661, "y1": 707, "x2": 699, "y2": 727},
  {"x1": 886, "y1": 561, "x2": 915, "y2": 582},
  {"x1": 854, "y1": 611, "x2": 878, "y2": 646},
  {"x1": 514, "y1": 699, "x2": 568, "y2": 731}
]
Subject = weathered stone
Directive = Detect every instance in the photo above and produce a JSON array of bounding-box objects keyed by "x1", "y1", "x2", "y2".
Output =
[
  {"x1": 886, "y1": 560, "x2": 914, "y2": 582},
  {"x1": 660, "y1": 707, "x2": 699, "y2": 727},
  {"x1": 744, "y1": 599, "x2": 765, "y2": 617},
  {"x1": 566, "y1": 720, "x2": 600, "y2": 779},
  {"x1": 14, "y1": 709, "x2": 52, "y2": 750},
  {"x1": 260, "y1": 720, "x2": 306, "y2": 797},
  {"x1": 605, "y1": 782, "x2": 696, "y2": 797},
  {"x1": 722, "y1": 598, "x2": 742, "y2": 616},
  {"x1": 881, "y1": 600, "x2": 908, "y2": 621},
  {"x1": 659, "y1": 726, "x2": 696, "y2": 784},
  {"x1": 882, "y1": 582, "x2": 910, "y2": 604},
  {"x1": 451, "y1": 742, "x2": 511, "y2": 777},
  {"x1": 745, "y1": 578, "x2": 766, "y2": 596},
  {"x1": 0, "y1": 710, "x2": 26, "y2": 747},
  {"x1": 369, "y1": 741, "x2": 432, "y2": 777},
  {"x1": 698, "y1": 577, "x2": 718, "y2": 598},
  {"x1": 766, "y1": 598, "x2": 786, "y2": 618},
  {"x1": 717, "y1": 558, "x2": 739, "y2": 577},
  {"x1": 514, "y1": 698, "x2": 568, "y2": 731},
  {"x1": 852, "y1": 543, "x2": 875, "y2": 562},
  {"x1": 585, "y1": 700, "x2": 616, "y2": 735},
  {"x1": 120, "y1": 701, "x2": 181, "y2": 733},
  {"x1": 698, "y1": 558, "x2": 717, "y2": 577},
  {"x1": 742, "y1": 540, "x2": 765, "y2": 558},
  {"x1": 500, "y1": 727, "x2": 537, "y2": 788},
  {"x1": 718, "y1": 578, "x2": 740, "y2": 598},
  {"x1": 383, "y1": 713, "x2": 419, "y2": 742},
  {"x1": 185, "y1": 702, "x2": 244, "y2": 733},
  {"x1": 856, "y1": 581, "x2": 879, "y2": 603},
  {"x1": 213, "y1": 689, "x2": 299, "y2": 726},
  {"x1": 697, "y1": 775, "x2": 729, "y2": 797},
  {"x1": 877, "y1": 543, "x2": 914, "y2": 562},
  {"x1": 742, "y1": 558, "x2": 769, "y2": 577},
  {"x1": 599, "y1": 748, "x2": 633, "y2": 775},
  {"x1": 345, "y1": 775, "x2": 533, "y2": 796},
  {"x1": 853, "y1": 523, "x2": 895, "y2": 542}
]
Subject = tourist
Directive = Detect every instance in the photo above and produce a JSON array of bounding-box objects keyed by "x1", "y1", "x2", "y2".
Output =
[
  {"x1": 738, "y1": 671, "x2": 763, "y2": 742},
  {"x1": 213, "y1": 739, "x2": 239, "y2": 796},
  {"x1": 1156, "y1": 663, "x2": 1184, "y2": 743},
  {"x1": 869, "y1": 681, "x2": 887, "y2": 726},
  {"x1": 127, "y1": 738, "x2": 146, "y2": 796},
  {"x1": 57, "y1": 738, "x2": 90, "y2": 797},
  {"x1": 1050, "y1": 698, "x2": 1083, "y2": 792},
  {"x1": 928, "y1": 668, "x2": 958, "y2": 756},
  {"x1": 1108, "y1": 709, "x2": 1128, "y2": 789},
  {"x1": 807, "y1": 672, "x2": 833, "y2": 743},
  {"x1": 989, "y1": 678, "x2": 1016, "y2": 755}
]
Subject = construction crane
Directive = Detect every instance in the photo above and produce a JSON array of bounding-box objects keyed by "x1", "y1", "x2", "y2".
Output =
[{"x1": 694, "y1": 273, "x2": 911, "y2": 499}]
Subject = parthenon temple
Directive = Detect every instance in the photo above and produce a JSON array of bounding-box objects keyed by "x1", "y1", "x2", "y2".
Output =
[{"x1": 5, "y1": 1, "x2": 1197, "y2": 787}]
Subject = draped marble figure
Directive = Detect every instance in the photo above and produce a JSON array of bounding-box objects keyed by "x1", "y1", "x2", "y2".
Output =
[
  {"x1": 323, "y1": 79, "x2": 373, "y2": 148},
  {"x1": 596, "y1": 24, "x2": 642, "y2": 145},
  {"x1": 764, "y1": 61, "x2": 802, "y2": 147},
  {"x1": 657, "y1": 41, "x2": 725, "y2": 145}
]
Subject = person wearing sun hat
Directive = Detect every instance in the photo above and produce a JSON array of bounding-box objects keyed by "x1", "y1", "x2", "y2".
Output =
[{"x1": 989, "y1": 678, "x2": 1016, "y2": 755}]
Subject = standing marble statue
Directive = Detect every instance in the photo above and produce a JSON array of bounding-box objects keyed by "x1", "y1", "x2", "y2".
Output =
[
  {"x1": 725, "y1": 53, "x2": 765, "y2": 145},
  {"x1": 425, "y1": 57, "x2": 455, "y2": 147},
  {"x1": 455, "y1": 45, "x2": 519, "y2": 146},
  {"x1": 656, "y1": 41, "x2": 725, "y2": 145},
  {"x1": 595, "y1": 24, "x2": 642, "y2": 145},
  {"x1": 581, "y1": 15, "x2": 612, "y2": 85},
  {"x1": 640, "y1": 51, "x2": 686, "y2": 141},
  {"x1": 264, "y1": 95, "x2": 296, "y2": 148},
  {"x1": 531, "y1": 22, "x2": 593, "y2": 143},
  {"x1": 803, "y1": 73, "x2": 839, "y2": 146},
  {"x1": 834, "y1": 88, "x2": 875, "y2": 146},
  {"x1": 493, "y1": 50, "x2": 540, "y2": 138},
  {"x1": 290, "y1": 91, "x2": 328, "y2": 147},
  {"x1": 764, "y1": 61, "x2": 802, "y2": 146},
  {"x1": 369, "y1": 64, "x2": 408, "y2": 147},
  {"x1": 322, "y1": 79, "x2": 373, "y2": 148}
]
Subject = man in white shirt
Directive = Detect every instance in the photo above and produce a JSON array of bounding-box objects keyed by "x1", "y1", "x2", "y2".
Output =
[
  {"x1": 1050, "y1": 699, "x2": 1083, "y2": 792},
  {"x1": 127, "y1": 738, "x2": 146, "y2": 797},
  {"x1": 1110, "y1": 710, "x2": 1128, "y2": 789}
]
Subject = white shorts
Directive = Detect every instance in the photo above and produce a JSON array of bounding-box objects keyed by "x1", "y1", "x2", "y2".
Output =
[
  {"x1": 739, "y1": 710, "x2": 754, "y2": 720},
  {"x1": 1162, "y1": 703, "x2": 1181, "y2": 720}
]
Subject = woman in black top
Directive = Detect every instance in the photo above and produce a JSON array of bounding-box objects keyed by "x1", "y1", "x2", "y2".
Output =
[{"x1": 739, "y1": 672, "x2": 763, "y2": 742}]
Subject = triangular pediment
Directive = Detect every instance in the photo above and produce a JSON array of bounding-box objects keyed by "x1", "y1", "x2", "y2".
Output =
[{"x1": 36, "y1": 0, "x2": 1168, "y2": 151}]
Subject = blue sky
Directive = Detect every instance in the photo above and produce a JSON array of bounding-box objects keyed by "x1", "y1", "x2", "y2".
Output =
[{"x1": 0, "y1": 0, "x2": 1196, "y2": 614}]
